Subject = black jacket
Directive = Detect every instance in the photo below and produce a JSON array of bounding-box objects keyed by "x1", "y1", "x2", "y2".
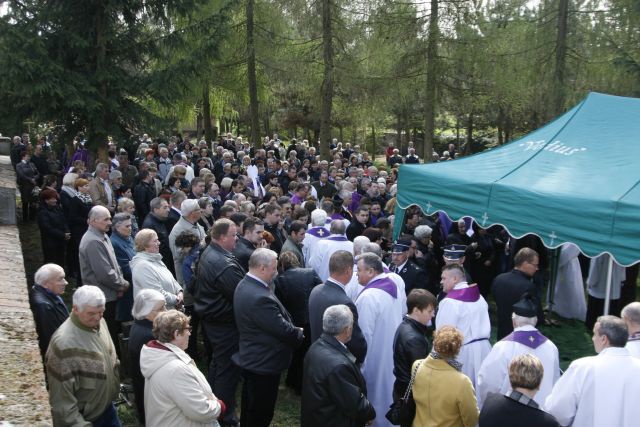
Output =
[
  {"x1": 346, "y1": 220, "x2": 367, "y2": 242},
  {"x1": 390, "y1": 259, "x2": 429, "y2": 295},
  {"x1": 194, "y1": 242, "x2": 245, "y2": 324},
  {"x1": 264, "y1": 222, "x2": 287, "y2": 254},
  {"x1": 308, "y1": 280, "x2": 367, "y2": 364},
  {"x1": 492, "y1": 269, "x2": 537, "y2": 340},
  {"x1": 133, "y1": 181, "x2": 155, "y2": 226},
  {"x1": 142, "y1": 212, "x2": 175, "y2": 276},
  {"x1": 37, "y1": 203, "x2": 69, "y2": 251},
  {"x1": 392, "y1": 316, "x2": 430, "y2": 395},
  {"x1": 479, "y1": 393, "x2": 560, "y2": 427},
  {"x1": 232, "y1": 275, "x2": 303, "y2": 375},
  {"x1": 128, "y1": 319, "x2": 154, "y2": 423},
  {"x1": 166, "y1": 207, "x2": 181, "y2": 233},
  {"x1": 274, "y1": 267, "x2": 323, "y2": 327},
  {"x1": 30, "y1": 284, "x2": 69, "y2": 357},
  {"x1": 232, "y1": 236, "x2": 255, "y2": 272},
  {"x1": 301, "y1": 334, "x2": 375, "y2": 427},
  {"x1": 67, "y1": 195, "x2": 92, "y2": 242}
]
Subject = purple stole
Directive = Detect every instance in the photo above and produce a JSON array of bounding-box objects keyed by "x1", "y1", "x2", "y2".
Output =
[
  {"x1": 326, "y1": 235, "x2": 348, "y2": 242},
  {"x1": 503, "y1": 329, "x2": 548, "y2": 349},
  {"x1": 349, "y1": 192, "x2": 362, "y2": 213},
  {"x1": 306, "y1": 226, "x2": 328, "y2": 238},
  {"x1": 445, "y1": 285, "x2": 480, "y2": 302},
  {"x1": 360, "y1": 276, "x2": 397, "y2": 299},
  {"x1": 330, "y1": 213, "x2": 345, "y2": 221}
]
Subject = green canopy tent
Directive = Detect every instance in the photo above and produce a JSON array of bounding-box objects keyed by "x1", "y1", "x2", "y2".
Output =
[{"x1": 394, "y1": 92, "x2": 640, "y2": 313}]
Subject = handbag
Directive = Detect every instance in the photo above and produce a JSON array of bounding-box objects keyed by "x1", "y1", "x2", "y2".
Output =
[{"x1": 385, "y1": 359, "x2": 424, "y2": 425}]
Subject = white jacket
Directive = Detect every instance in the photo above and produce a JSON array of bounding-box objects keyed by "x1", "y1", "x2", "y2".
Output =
[
  {"x1": 140, "y1": 341, "x2": 221, "y2": 427},
  {"x1": 130, "y1": 251, "x2": 182, "y2": 307}
]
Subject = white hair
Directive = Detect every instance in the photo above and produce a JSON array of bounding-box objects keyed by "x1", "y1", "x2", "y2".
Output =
[
  {"x1": 180, "y1": 199, "x2": 200, "y2": 216},
  {"x1": 414, "y1": 225, "x2": 433, "y2": 239},
  {"x1": 353, "y1": 236, "x2": 371, "y2": 255},
  {"x1": 323, "y1": 304, "x2": 353, "y2": 336},
  {"x1": 62, "y1": 173, "x2": 79, "y2": 187},
  {"x1": 73, "y1": 285, "x2": 106, "y2": 311},
  {"x1": 131, "y1": 289, "x2": 165, "y2": 320},
  {"x1": 249, "y1": 248, "x2": 278, "y2": 269},
  {"x1": 512, "y1": 313, "x2": 538, "y2": 327},
  {"x1": 34, "y1": 263, "x2": 64, "y2": 286},
  {"x1": 311, "y1": 208, "x2": 328, "y2": 227}
]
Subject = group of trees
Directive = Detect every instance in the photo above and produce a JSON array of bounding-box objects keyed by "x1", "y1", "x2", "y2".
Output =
[{"x1": 1, "y1": 0, "x2": 639, "y2": 160}]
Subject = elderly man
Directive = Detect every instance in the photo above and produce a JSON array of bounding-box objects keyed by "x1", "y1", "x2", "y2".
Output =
[
  {"x1": 308, "y1": 251, "x2": 367, "y2": 364},
  {"x1": 436, "y1": 263, "x2": 491, "y2": 387},
  {"x1": 46, "y1": 286, "x2": 121, "y2": 426},
  {"x1": 141, "y1": 197, "x2": 174, "y2": 275},
  {"x1": 545, "y1": 315, "x2": 640, "y2": 427},
  {"x1": 89, "y1": 163, "x2": 115, "y2": 212},
  {"x1": 169, "y1": 199, "x2": 206, "y2": 287},
  {"x1": 233, "y1": 248, "x2": 304, "y2": 427},
  {"x1": 195, "y1": 218, "x2": 245, "y2": 426},
  {"x1": 79, "y1": 206, "x2": 129, "y2": 352},
  {"x1": 31, "y1": 263, "x2": 69, "y2": 358},
  {"x1": 479, "y1": 355, "x2": 560, "y2": 427},
  {"x1": 492, "y1": 248, "x2": 541, "y2": 339},
  {"x1": 622, "y1": 302, "x2": 640, "y2": 357},
  {"x1": 308, "y1": 220, "x2": 354, "y2": 282},
  {"x1": 355, "y1": 253, "x2": 403, "y2": 427},
  {"x1": 477, "y1": 295, "x2": 560, "y2": 408},
  {"x1": 302, "y1": 209, "x2": 329, "y2": 264},
  {"x1": 302, "y1": 304, "x2": 376, "y2": 427}
]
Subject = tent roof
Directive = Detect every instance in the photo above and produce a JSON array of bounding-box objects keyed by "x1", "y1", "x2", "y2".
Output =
[{"x1": 395, "y1": 92, "x2": 640, "y2": 266}]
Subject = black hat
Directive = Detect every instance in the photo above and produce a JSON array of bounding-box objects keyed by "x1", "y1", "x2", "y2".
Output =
[
  {"x1": 392, "y1": 239, "x2": 412, "y2": 253},
  {"x1": 443, "y1": 244, "x2": 466, "y2": 261},
  {"x1": 513, "y1": 294, "x2": 537, "y2": 318},
  {"x1": 332, "y1": 193, "x2": 343, "y2": 207}
]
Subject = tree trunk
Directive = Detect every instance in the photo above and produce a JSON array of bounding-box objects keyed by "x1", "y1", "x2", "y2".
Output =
[
  {"x1": 371, "y1": 123, "x2": 376, "y2": 158},
  {"x1": 247, "y1": 0, "x2": 260, "y2": 146},
  {"x1": 203, "y1": 84, "x2": 213, "y2": 143},
  {"x1": 90, "y1": 2, "x2": 108, "y2": 162},
  {"x1": 423, "y1": 0, "x2": 439, "y2": 162},
  {"x1": 264, "y1": 111, "x2": 271, "y2": 139},
  {"x1": 554, "y1": 0, "x2": 569, "y2": 117},
  {"x1": 396, "y1": 113, "x2": 402, "y2": 152},
  {"x1": 497, "y1": 106, "x2": 504, "y2": 145},
  {"x1": 319, "y1": 0, "x2": 334, "y2": 160},
  {"x1": 465, "y1": 113, "x2": 473, "y2": 156}
]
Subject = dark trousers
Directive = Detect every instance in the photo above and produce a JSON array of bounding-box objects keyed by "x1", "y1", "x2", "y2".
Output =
[
  {"x1": 586, "y1": 295, "x2": 621, "y2": 331},
  {"x1": 104, "y1": 301, "x2": 121, "y2": 358},
  {"x1": 203, "y1": 322, "x2": 241, "y2": 423},
  {"x1": 92, "y1": 402, "x2": 121, "y2": 427},
  {"x1": 240, "y1": 370, "x2": 281, "y2": 427},
  {"x1": 285, "y1": 323, "x2": 310, "y2": 394}
]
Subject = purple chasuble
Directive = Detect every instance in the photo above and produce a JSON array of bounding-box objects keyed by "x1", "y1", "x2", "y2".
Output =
[
  {"x1": 361, "y1": 276, "x2": 397, "y2": 299},
  {"x1": 326, "y1": 235, "x2": 348, "y2": 242},
  {"x1": 503, "y1": 330, "x2": 548, "y2": 349},
  {"x1": 307, "y1": 226, "x2": 328, "y2": 238},
  {"x1": 445, "y1": 285, "x2": 480, "y2": 302},
  {"x1": 330, "y1": 213, "x2": 345, "y2": 221}
]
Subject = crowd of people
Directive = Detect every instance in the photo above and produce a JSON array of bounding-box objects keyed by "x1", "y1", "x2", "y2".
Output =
[{"x1": 19, "y1": 131, "x2": 640, "y2": 427}]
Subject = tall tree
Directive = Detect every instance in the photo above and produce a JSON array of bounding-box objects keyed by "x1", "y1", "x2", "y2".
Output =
[
  {"x1": 423, "y1": 0, "x2": 440, "y2": 162},
  {"x1": 319, "y1": 0, "x2": 334, "y2": 160},
  {"x1": 246, "y1": 0, "x2": 261, "y2": 145}
]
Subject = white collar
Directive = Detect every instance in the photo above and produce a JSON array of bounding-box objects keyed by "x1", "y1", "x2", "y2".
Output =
[{"x1": 453, "y1": 281, "x2": 469, "y2": 290}]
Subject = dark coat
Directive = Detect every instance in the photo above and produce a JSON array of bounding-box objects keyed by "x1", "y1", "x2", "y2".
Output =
[
  {"x1": 194, "y1": 242, "x2": 245, "y2": 324},
  {"x1": 312, "y1": 181, "x2": 337, "y2": 201},
  {"x1": 264, "y1": 222, "x2": 287, "y2": 254},
  {"x1": 492, "y1": 269, "x2": 537, "y2": 339},
  {"x1": 390, "y1": 259, "x2": 429, "y2": 295},
  {"x1": 479, "y1": 393, "x2": 560, "y2": 427},
  {"x1": 393, "y1": 316, "x2": 430, "y2": 396},
  {"x1": 274, "y1": 267, "x2": 323, "y2": 327},
  {"x1": 133, "y1": 181, "x2": 155, "y2": 226},
  {"x1": 301, "y1": 334, "x2": 376, "y2": 427},
  {"x1": 37, "y1": 203, "x2": 69, "y2": 265},
  {"x1": 67, "y1": 195, "x2": 92, "y2": 243},
  {"x1": 30, "y1": 284, "x2": 69, "y2": 357},
  {"x1": 308, "y1": 280, "x2": 367, "y2": 364},
  {"x1": 346, "y1": 220, "x2": 367, "y2": 242},
  {"x1": 141, "y1": 212, "x2": 175, "y2": 276},
  {"x1": 166, "y1": 207, "x2": 181, "y2": 233},
  {"x1": 128, "y1": 318, "x2": 154, "y2": 423},
  {"x1": 232, "y1": 275, "x2": 303, "y2": 375},
  {"x1": 232, "y1": 236, "x2": 256, "y2": 272}
]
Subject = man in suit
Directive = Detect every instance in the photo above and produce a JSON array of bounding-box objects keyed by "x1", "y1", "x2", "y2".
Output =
[
  {"x1": 232, "y1": 248, "x2": 304, "y2": 427},
  {"x1": 479, "y1": 354, "x2": 560, "y2": 427},
  {"x1": 165, "y1": 190, "x2": 186, "y2": 234},
  {"x1": 390, "y1": 238, "x2": 429, "y2": 295},
  {"x1": 88, "y1": 163, "x2": 115, "y2": 212},
  {"x1": 308, "y1": 250, "x2": 367, "y2": 364},
  {"x1": 301, "y1": 304, "x2": 376, "y2": 427},
  {"x1": 233, "y1": 217, "x2": 264, "y2": 271},
  {"x1": 312, "y1": 170, "x2": 337, "y2": 201}
]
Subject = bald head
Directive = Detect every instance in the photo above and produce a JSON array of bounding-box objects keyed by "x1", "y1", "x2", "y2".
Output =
[{"x1": 88, "y1": 206, "x2": 112, "y2": 233}]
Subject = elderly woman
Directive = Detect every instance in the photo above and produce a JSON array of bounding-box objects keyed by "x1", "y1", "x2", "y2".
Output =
[
  {"x1": 111, "y1": 213, "x2": 136, "y2": 323},
  {"x1": 197, "y1": 197, "x2": 214, "y2": 233},
  {"x1": 412, "y1": 326, "x2": 479, "y2": 427},
  {"x1": 129, "y1": 289, "x2": 166, "y2": 425},
  {"x1": 36, "y1": 189, "x2": 70, "y2": 267},
  {"x1": 274, "y1": 251, "x2": 323, "y2": 393},
  {"x1": 131, "y1": 229, "x2": 183, "y2": 309},
  {"x1": 117, "y1": 197, "x2": 139, "y2": 237},
  {"x1": 140, "y1": 310, "x2": 224, "y2": 427}
]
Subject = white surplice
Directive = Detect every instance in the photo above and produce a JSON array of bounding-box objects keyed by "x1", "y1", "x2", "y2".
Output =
[
  {"x1": 346, "y1": 263, "x2": 407, "y2": 316},
  {"x1": 552, "y1": 243, "x2": 587, "y2": 321},
  {"x1": 476, "y1": 325, "x2": 560, "y2": 408},
  {"x1": 356, "y1": 274, "x2": 403, "y2": 427},
  {"x1": 435, "y1": 281, "x2": 492, "y2": 387},
  {"x1": 626, "y1": 339, "x2": 640, "y2": 358},
  {"x1": 307, "y1": 235, "x2": 353, "y2": 282},
  {"x1": 545, "y1": 347, "x2": 640, "y2": 427}
]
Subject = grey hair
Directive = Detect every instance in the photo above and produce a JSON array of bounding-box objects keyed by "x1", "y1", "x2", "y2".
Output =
[
  {"x1": 311, "y1": 209, "x2": 327, "y2": 227},
  {"x1": 34, "y1": 263, "x2": 64, "y2": 286},
  {"x1": 73, "y1": 285, "x2": 106, "y2": 311},
  {"x1": 329, "y1": 219, "x2": 347, "y2": 235},
  {"x1": 622, "y1": 302, "x2": 640, "y2": 325},
  {"x1": 117, "y1": 197, "x2": 134, "y2": 211},
  {"x1": 248, "y1": 248, "x2": 278, "y2": 270},
  {"x1": 323, "y1": 304, "x2": 353, "y2": 336},
  {"x1": 512, "y1": 313, "x2": 538, "y2": 327},
  {"x1": 353, "y1": 236, "x2": 370, "y2": 255},
  {"x1": 414, "y1": 225, "x2": 433, "y2": 239},
  {"x1": 89, "y1": 205, "x2": 110, "y2": 221},
  {"x1": 150, "y1": 197, "x2": 167, "y2": 211},
  {"x1": 95, "y1": 163, "x2": 109, "y2": 174},
  {"x1": 356, "y1": 252, "x2": 384, "y2": 274},
  {"x1": 131, "y1": 289, "x2": 165, "y2": 320},
  {"x1": 362, "y1": 242, "x2": 382, "y2": 258},
  {"x1": 109, "y1": 169, "x2": 122, "y2": 180},
  {"x1": 62, "y1": 173, "x2": 79, "y2": 186},
  {"x1": 596, "y1": 315, "x2": 629, "y2": 347},
  {"x1": 181, "y1": 199, "x2": 200, "y2": 216},
  {"x1": 112, "y1": 212, "x2": 132, "y2": 229}
]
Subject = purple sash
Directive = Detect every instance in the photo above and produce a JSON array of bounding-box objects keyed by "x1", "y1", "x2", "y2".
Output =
[
  {"x1": 326, "y1": 235, "x2": 348, "y2": 242},
  {"x1": 361, "y1": 276, "x2": 397, "y2": 299},
  {"x1": 307, "y1": 226, "x2": 328, "y2": 238},
  {"x1": 330, "y1": 213, "x2": 345, "y2": 220},
  {"x1": 503, "y1": 330, "x2": 548, "y2": 349},
  {"x1": 445, "y1": 285, "x2": 480, "y2": 302}
]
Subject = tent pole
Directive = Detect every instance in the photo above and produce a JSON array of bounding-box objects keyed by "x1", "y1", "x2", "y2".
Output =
[{"x1": 603, "y1": 255, "x2": 613, "y2": 315}]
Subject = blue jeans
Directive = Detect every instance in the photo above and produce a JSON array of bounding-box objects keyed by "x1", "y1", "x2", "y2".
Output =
[{"x1": 92, "y1": 403, "x2": 121, "y2": 427}]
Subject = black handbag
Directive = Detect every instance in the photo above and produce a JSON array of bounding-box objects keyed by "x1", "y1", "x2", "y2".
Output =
[{"x1": 385, "y1": 359, "x2": 424, "y2": 425}]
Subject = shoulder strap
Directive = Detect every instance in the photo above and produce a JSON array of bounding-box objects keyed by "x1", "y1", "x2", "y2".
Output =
[{"x1": 403, "y1": 359, "x2": 424, "y2": 400}]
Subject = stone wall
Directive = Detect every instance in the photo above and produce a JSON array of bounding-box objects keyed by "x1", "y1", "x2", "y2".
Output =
[{"x1": 0, "y1": 156, "x2": 51, "y2": 425}]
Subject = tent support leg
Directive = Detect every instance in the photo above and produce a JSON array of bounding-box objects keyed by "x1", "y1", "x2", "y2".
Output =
[{"x1": 603, "y1": 255, "x2": 613, "y2": 315}]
